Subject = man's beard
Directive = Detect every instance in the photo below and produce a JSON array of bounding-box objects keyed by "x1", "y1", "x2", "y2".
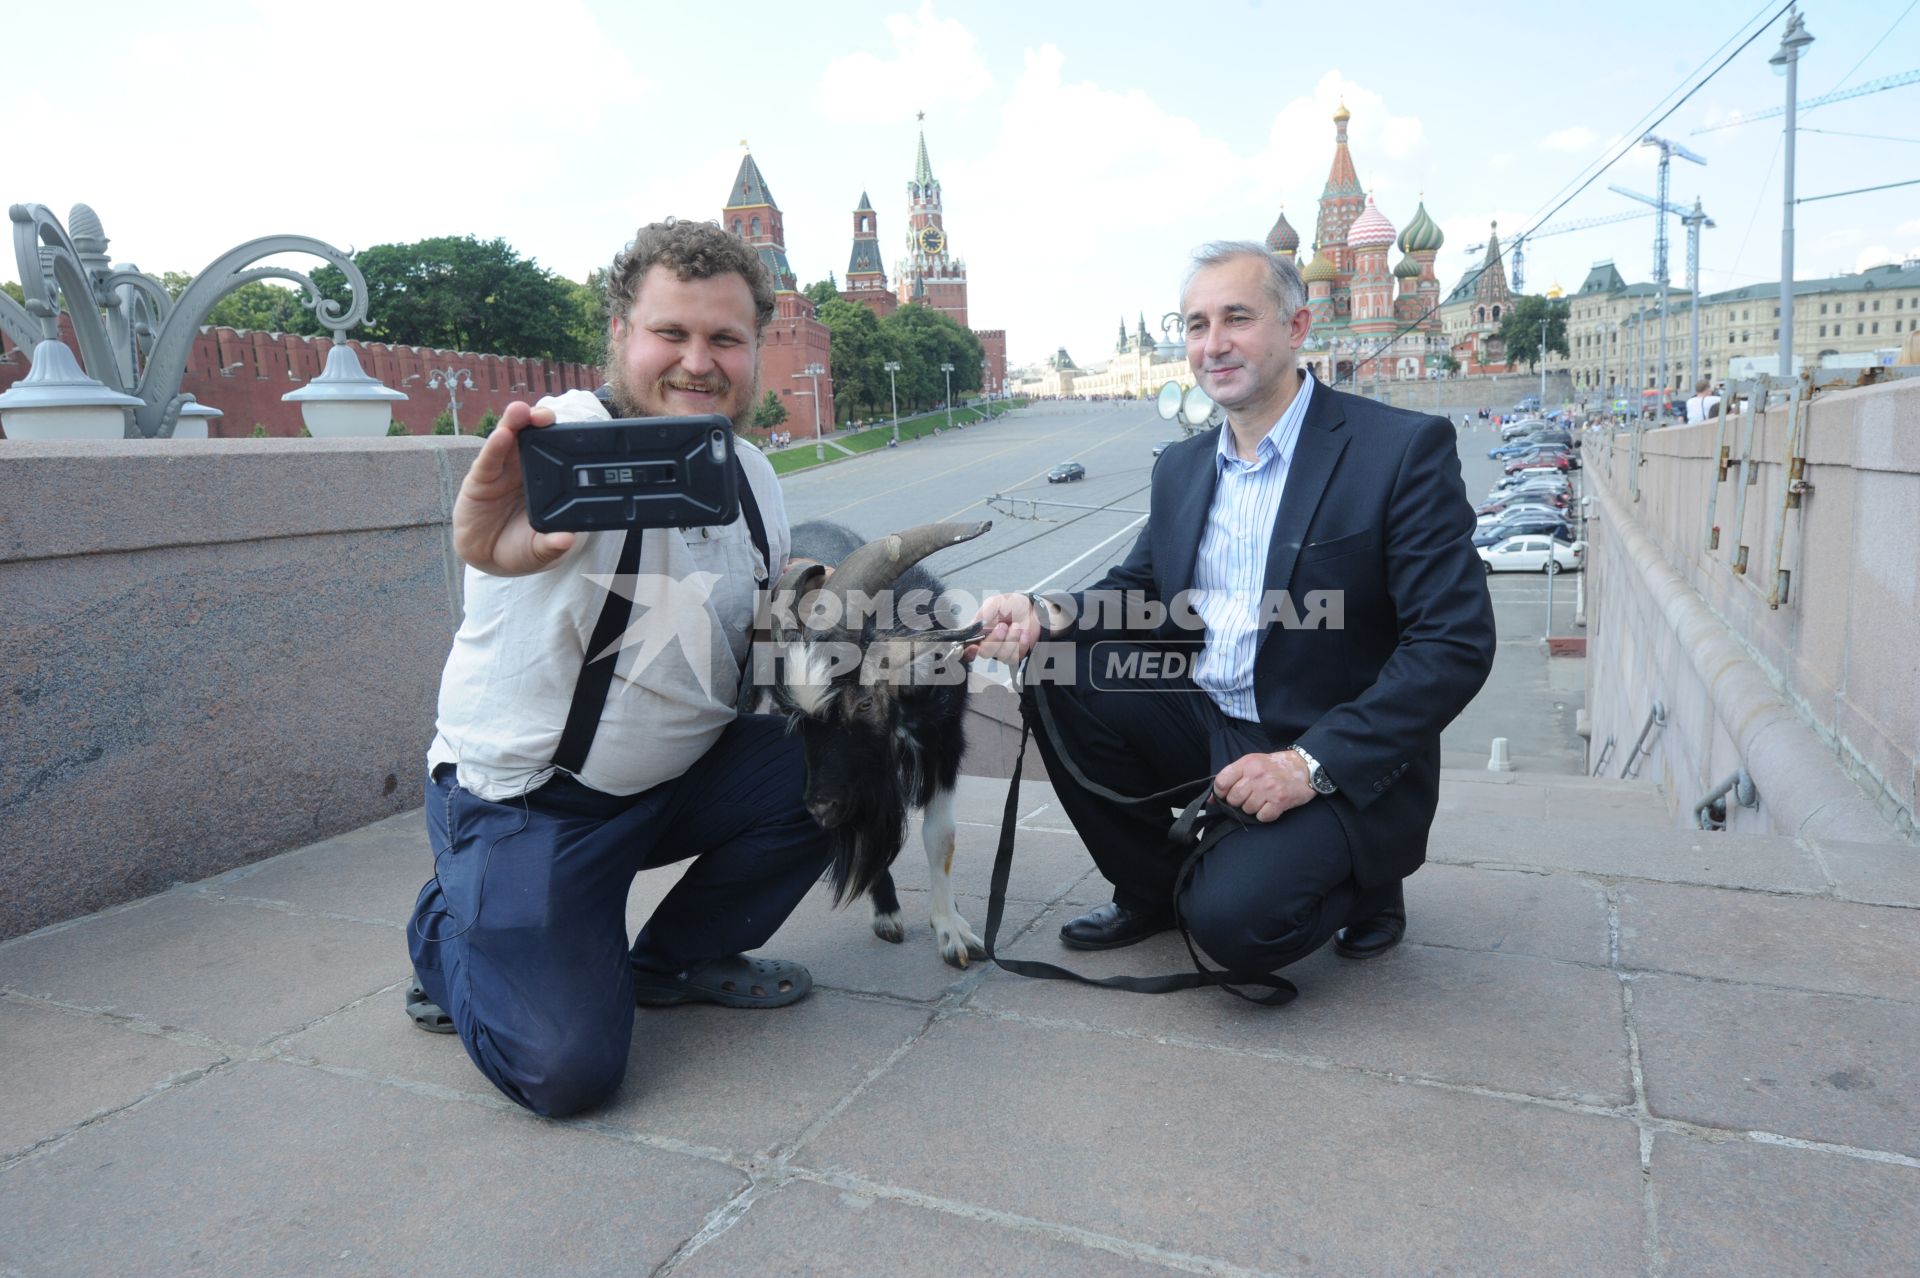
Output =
[{"x1": 605, "y1": 342, "x2": 757, "y2": 428}]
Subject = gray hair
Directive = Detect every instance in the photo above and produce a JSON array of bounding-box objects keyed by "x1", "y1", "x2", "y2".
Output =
[{"x1": 1182, "y1": 240, "x2": 1307, "y2": 317}]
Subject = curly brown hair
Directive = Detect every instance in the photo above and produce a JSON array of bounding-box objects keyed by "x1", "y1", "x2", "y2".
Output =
[{"x1": 605, "y1": 219, "x2": 777, "y2": 335}]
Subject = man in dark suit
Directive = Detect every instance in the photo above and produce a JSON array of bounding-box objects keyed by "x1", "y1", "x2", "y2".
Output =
[{"x1": 970, "y1": 241, "x2": 1494, "y2": 978}]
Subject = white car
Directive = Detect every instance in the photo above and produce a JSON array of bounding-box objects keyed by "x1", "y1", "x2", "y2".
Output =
[{"x1": 1478, "y1": 535, "x2": 1584, "y2": 574}]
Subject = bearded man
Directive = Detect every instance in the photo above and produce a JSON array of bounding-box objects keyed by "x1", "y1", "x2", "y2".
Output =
[{"x1": 405, "y1": 219, "x2": 831, "y2": 1117}]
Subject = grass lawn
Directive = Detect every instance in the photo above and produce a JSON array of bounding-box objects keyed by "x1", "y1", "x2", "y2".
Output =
[{"x1": 765, "y1": 399, "x2": 1027, "y2": 475}]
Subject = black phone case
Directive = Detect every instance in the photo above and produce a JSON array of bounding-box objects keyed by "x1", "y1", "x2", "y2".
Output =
[{"x1": 518, "y1": 415, "x2": 740, "y2": 533}]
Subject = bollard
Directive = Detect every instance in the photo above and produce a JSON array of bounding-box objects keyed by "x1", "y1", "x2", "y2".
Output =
[{"x1": 1488, "y1": 737, "x2": 1516, "y2": 772}]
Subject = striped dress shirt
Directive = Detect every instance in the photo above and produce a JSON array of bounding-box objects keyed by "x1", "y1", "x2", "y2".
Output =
[{"x1": 1189, "y1": 372, "x2": 1315, "y2": 721}]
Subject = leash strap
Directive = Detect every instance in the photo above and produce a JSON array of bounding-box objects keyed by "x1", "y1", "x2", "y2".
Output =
[
  {"x1": 553, "y1": 458, "x2": 769, "y2": 776},
  {"x1": 982, "y1": 672, "x2": 1298, "y2": 1007}
]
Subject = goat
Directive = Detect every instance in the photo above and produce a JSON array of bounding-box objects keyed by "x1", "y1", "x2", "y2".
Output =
[{"x1": 744, "y1": 520, "x2": 990, "y2": 967}]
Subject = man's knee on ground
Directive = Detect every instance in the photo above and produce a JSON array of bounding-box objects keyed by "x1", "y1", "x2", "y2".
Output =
[
  {"x1": 503, "y1": 1037, "x2": 628, "y2": 1119},
  {"x1": 1179, "y1": 887, "x2": 1323, "y2": 974}
]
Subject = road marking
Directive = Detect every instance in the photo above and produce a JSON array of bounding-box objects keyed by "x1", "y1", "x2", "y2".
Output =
[{"x1": 1024, "y1": 514, "x2": 1149, "y2": 593}]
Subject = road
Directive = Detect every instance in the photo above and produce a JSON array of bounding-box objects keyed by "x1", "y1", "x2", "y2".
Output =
[{"x1": 777, "y1": 402, "x2": 1590, "y2": 775}]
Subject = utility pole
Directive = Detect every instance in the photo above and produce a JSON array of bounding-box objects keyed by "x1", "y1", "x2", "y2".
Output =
[
  {"x1": 1770, "y1": 9, "x2": 1815, "y2": 379},
  {"x1": 1539, "y1": 317, "x2": 1549, "y2": 406}
]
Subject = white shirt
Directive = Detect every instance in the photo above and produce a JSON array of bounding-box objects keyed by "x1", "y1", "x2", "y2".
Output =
[
  {"x1": 427, "y1": 389, "x2": 791, "y2": 800},
  {"x1": 1685, "y1": 393, "x2": 1721, "y2": 423},
  {"x1": 1190, "y1": 372, "x2": 1315, "y2": 721}
]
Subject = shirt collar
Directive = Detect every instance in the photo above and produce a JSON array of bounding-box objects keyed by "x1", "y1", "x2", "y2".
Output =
[{"x1": 1215, "y1": 370, "x2": 1314, "y2": 472}]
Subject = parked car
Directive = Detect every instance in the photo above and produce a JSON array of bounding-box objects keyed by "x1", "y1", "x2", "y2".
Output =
[
  {"x1": 1152, "y1": 440, "x2": 1177, "y2": 457},
  {"x1": 1477, "y1": 501, "x2": 1567, "y2": 523},
  {"x1": 1505, "y1": 454, "x2": 1571, "y2": 474},
  {"x1": 1473, "y1": 515, "x2": 1575, "y2": 547},
  {"x1": 1478, "y1": 535, "x2": 1584, "y2": 573},
  {"x1": 1047, "y1": 461, "x2": 1086, "y2": 483}
]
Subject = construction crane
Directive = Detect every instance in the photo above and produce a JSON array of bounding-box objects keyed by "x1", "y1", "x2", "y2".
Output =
[
  {"x1": 1463, "y1": 208, "x2": 1653, "y2": 294},
  {"x1": 1690, "y1": 67, "x2": 1920, "y2": 133},
  {"x1": 1633, "y1": 135, "x2": 1707, "y2": 399},
  {"x1": 1609, "y1": 185, "x2": 1717, "y2": 392}
]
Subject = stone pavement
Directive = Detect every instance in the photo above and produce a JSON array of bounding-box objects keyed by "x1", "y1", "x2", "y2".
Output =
[{"x1": 3, "y1": 771, "x2": 1917, "y2": 1276}]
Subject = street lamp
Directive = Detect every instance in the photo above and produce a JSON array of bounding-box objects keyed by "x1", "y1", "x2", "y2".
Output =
[
  {"x1": 792, "y1": 361, "x2": 825, "y2": 461},
  {"x1": 1769, "y1": 7, "x2": 1814, "y2": 379},
  {"x1": 0, "y1": 202, "x2": 399, "y2": 440},
  {"x1": 938, "y1": 362, "x2": 955, "y2": 432},
  {"x1": 426, "y1": 366, "x2": 476, "y2": 435},
  {"x1": 882, "y1": 359, "x2": 902, "y2": 444},
  {"x1": 1539, "y1": 317, "x2": 1549, "y2": 407}
]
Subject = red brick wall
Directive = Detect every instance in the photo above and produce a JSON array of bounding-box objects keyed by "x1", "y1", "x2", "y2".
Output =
[
  {"x1": 0, "y1": 322, "x2": 600, "y2": 438},
  {"x1": 757, "y1": 309, "x2": 837, "y2": 439},
  {"x1": 974, "y1": 329, "x2": 1008, "y2": 396}
]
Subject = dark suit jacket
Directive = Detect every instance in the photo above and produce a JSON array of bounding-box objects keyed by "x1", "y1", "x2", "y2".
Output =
[{"x1": 1048, "y1": 377, "x2": 1495, "y2": 887}]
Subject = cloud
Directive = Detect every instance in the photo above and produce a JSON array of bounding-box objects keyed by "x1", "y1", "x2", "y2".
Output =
[
  {"x1": 1542, "y1": 126, "x2": 1597, "y2": 154},
  {"x1": 1854, "y1": 244, "x2": 1920, "y2": 272},
  {"x1": 817, "y1": 3, "x2": 993, "y2": 124}
]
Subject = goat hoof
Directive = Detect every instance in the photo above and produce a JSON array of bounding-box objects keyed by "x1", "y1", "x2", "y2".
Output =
[{"x1": 871, "y1": 911, "x2": 906, "y2": 944}]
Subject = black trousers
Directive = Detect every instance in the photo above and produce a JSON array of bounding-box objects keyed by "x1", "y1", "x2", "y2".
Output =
[{"x1": 1024, "y1": 642, "x2": 1403, "y2": 973}]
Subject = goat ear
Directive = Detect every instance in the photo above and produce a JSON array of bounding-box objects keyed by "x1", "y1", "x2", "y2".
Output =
[{"x1": 769, "y1": 562, "x2": 829, "y2": 639}]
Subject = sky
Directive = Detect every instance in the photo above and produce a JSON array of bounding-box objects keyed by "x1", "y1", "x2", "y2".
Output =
[{"x1": 9, "y1": 0, "x2": 1917, "y2": 370}]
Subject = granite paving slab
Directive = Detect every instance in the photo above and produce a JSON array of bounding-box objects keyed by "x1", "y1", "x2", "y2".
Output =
[
  {"x1": 670, "y1": 1178, "x2": 1186, "y2": 1277},
  {"x1": 796, "y1": 1016, "x2": 1646, "y2": 1275},
  {"x1": 1404, "y1": 862, "x2": 1613, "y2": 965},
  {"x1": 1814, "y1": 837, "x2": 1920, "y2": 908},
  {"x1": 1543, "y1": 783, "x2": 1675, "y2": 826},
  {"x1": 1428, "y1": 813, "x2": 1828, "y2": 892},
  {"x1": 1435, "y1": 777, "x2": 1551, "y2": 819},
  {"x1": 919, "y1": 816, "x2": 1098, "y2": 903},
  {"x1": 190, "y1": 811, "x2": 431, "y2": 926},
  {"x1": 0, "y1": 893, "x2": 402, "y2": 1047},
  {"x1": 0, "y1": 1060, "x2": 743, "y2": 1277},
  {"x1": 1650, "y1": 1132, "x2": 1920, "y2": 1276},
  {"x1": 973, "y1": 928, "x2": 1632, "y2": 1104},
  {"x1": 1616, "y1": 882, "x2": 1920, "y2": 1000},
  {"x1": 1632, "y1": 974, "x2": 1920, "y2": 1157},
  {"x1": 0, "y1": 994, "x2": 225, "y2": 1158},
  {"x1": 283, "y1": 985, "x2": 934, "y2": 1158}
]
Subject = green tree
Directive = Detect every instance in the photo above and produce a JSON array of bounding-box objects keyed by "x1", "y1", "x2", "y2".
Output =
[
  {"x1": 433, "y1": 409, "x2": 456, "y2": 435},
  {"x1": 306, "y1": 236, "x2": 595, "y2": 362},
  {"x1": 751, "y1": 390, "x2": 789, "y2": 430},
  {"x1": 878, "y1": 304, "x2": 982, "y2": 410},
  {"x1": 1440, "y1": 352, "x2": 1461, "y2": 375},
  {"x1": 1498, "y1": 295, "x2": 1571, "y2": 371},
  {"x1": 816, "y1": 298, "x2": 890, "y2": 422},
  {"x1": 2, "y1": 280, "x2": 25, "y2": 305},
  {"x1": 803, "y1": 277, "x2": 839, "y2": 308},
  {"x1": 156, "y1": 272, "x2": 308, "y2": 331},
  {"x1": 387, "y1": 420, "x2": 411, "y2": 436},
  {"x1": 474, "y1": 410, "x2": 500, "y2": 438},
  {"x1": 566, "y1": 268, "x2": 609, "y2": 369}
]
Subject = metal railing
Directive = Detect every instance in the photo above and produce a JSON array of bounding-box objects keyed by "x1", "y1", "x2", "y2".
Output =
[
  {"x1": 1693, "y1": 767, "x2": 1759, "y2": 830},
  {"x1": 1620, "y1": 700, "x2": 1668, "y2": 780},
  {"x1": 1590, "y1": 734, "x2": 1616, "y2": 778}
]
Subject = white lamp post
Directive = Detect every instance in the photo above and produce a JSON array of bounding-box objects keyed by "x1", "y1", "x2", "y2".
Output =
[
  {"x1": 0, "y1": 202, "x2": 400, "y2": 440},
  {"x1": 939, "y1": 361, "x2": 955, "y2": 431},
  {"x1": 427, "y1": 366, "x2": 476, "y2": 435},
  {"x1": 883, "y1": 359, "x2": 902, "y2": 444},
  {"x1": 1770, "y1": 8, "x2": 1814, "y2": 380},
  {"x1": 791, "y1": 361, "x2": 825, "y2": 461},
  {"x1": 282, "y1": 342, "x2": 408, "y2": 437}
]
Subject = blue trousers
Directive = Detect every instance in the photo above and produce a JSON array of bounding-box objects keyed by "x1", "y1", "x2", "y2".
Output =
[{"x1": 407, "y1": 714, "x2": 830, "y2": 1117}]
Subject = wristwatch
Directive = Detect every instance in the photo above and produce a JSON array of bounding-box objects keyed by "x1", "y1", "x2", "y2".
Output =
[{"x1": 1288, "y1": 744, "x2": 1336, "y2": 795}]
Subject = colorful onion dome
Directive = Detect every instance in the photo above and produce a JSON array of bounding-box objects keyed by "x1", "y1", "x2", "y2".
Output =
[
  {"x1": 1265, "y1": 208, "x2": 1300, "y2": 255},
  {"x1": 1393, "y1": 254, "x2": 1422, "y2": 278},
  {"x1": 1301, "y1": 249, "x2": 1339, "y2": 284},
  {"x1": 1398, "y1": 200, "x2": 1444, "y2": 253},
  {"x1": 1346, "y1": 194, "x2": 1396, "y2": 249}
]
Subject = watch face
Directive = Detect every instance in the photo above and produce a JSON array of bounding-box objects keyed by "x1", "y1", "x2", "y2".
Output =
[{"x1": 919, "y1": 227, "x2": 945, "y2": 255}]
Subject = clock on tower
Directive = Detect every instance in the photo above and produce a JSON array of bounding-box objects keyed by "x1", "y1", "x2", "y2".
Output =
[{"x1": 918, "y1": 226, "x2": 946, "y2": 257}]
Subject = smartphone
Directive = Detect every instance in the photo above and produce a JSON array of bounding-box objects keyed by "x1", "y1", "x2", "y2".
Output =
[{"x1": 518, "y1": 415, "x2": 739, "y2": 533}]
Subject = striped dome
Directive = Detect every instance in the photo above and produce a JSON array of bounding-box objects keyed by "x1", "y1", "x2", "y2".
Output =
[
  {"x1": 1398, "y1": 200, "x2": 1444, "y2": 253},
  {"x1": 1393, "y1": 254, "x2": 1421, "y2": 278},
  {"x1": 1346, "y1": 195, "x2": 1396, "y2": 249},
  {"x1": 1301, "y1": 249, "x2": 1339, "y2": 284},
  {"x1": 1264, "y1": 209, "x2": 1300, "y2": 255}
]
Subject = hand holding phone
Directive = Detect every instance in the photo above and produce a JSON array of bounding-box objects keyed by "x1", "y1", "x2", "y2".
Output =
[{"x1": 452, "y1": 401, "x2": 578, "y2": 577}]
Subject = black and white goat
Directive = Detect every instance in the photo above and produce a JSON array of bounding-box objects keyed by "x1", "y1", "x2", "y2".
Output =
[{"x1": 744, "y1": 520, "x2": 990, "y2": 967}]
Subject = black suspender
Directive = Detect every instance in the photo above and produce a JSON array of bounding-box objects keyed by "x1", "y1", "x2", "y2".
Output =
[{"x1": 550, "y1": 458, "x2": 770, "y2": 777}]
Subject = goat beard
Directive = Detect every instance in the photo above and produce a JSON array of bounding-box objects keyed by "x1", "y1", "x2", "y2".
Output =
[{"x1": 822, "y1": 761, "x2": 915, "y2": 907}]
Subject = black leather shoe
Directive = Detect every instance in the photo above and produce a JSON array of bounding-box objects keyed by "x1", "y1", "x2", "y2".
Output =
[
  {"x1": 1059, "y1": 902, "x2": 1174, "y2": 951},
  {"x1": 1332, "y1": 912, "x2": 1406, "y2": 960}
]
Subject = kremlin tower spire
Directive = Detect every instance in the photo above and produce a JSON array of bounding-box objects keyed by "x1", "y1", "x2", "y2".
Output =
[{"x1": 896, "y1": 115, "x2": 968, "y2": 325}]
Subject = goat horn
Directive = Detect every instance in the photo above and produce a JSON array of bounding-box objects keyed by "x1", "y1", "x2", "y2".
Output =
[{"x1": 819, "y1": 521, "x2": 991, "y2": 602}]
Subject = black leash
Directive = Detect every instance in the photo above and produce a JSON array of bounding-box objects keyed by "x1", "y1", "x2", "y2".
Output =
[{"x1": 981, "y1": 668, "x2": 1298, "y2": 1007}]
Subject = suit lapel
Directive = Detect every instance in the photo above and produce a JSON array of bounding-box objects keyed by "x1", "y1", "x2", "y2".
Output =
[
  {"x1": 1163, "y1": 426, "x2": 1220, "y2": 601},
  {"x1": 1260, "y1": 383, "x2": 1348, "y2": 609}
]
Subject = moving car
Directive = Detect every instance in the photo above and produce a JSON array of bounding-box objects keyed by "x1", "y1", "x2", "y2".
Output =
[
  {"x1": 1047, "y1": 461, "x2": 1086, "y2": 483},
  {"x1": 1478, "y1": 535, "x2": 1584, "y2": 573}
]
